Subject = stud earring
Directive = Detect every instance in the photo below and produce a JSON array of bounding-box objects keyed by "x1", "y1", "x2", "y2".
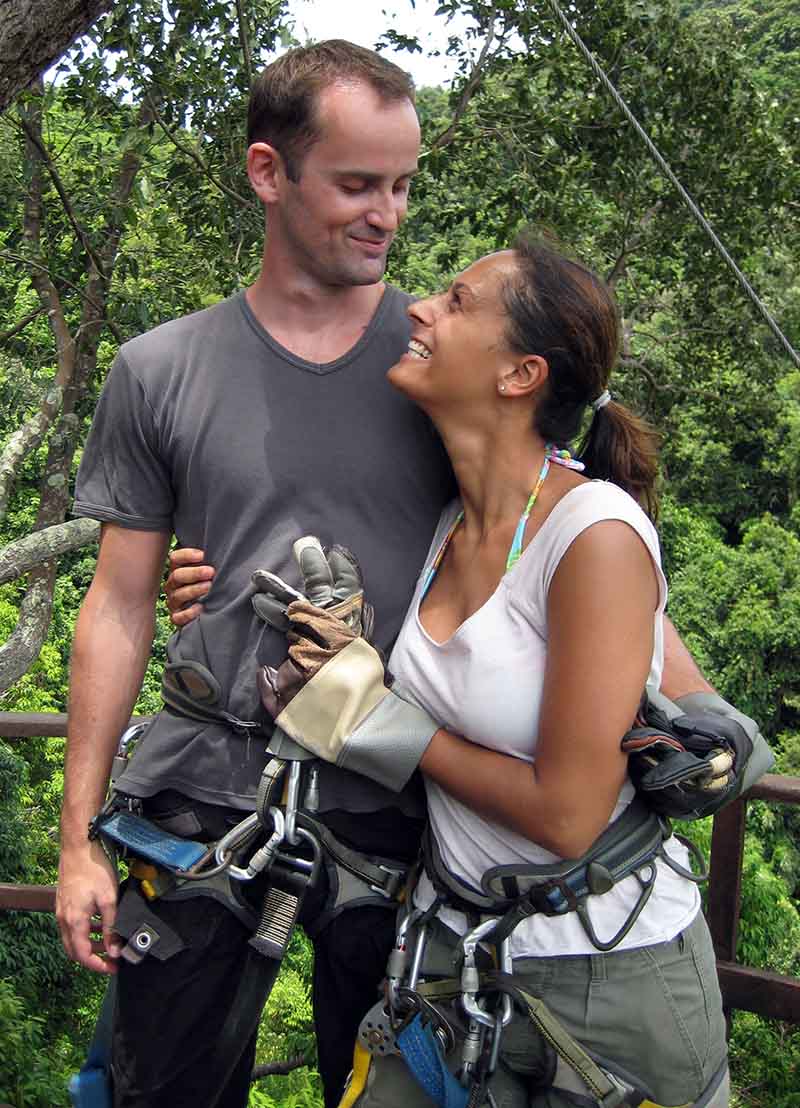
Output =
[{"x1": 499, "y1": 384, "x2": 506, "y2": 393}]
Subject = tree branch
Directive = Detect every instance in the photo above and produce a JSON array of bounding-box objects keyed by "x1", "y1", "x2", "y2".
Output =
[
  {"x1": 19, "y1": 85, "x2": 76, "y2": 382},
  {"x1": 0, "y1": 563, "x2": 57, "y2": 695},
  {"x1": 618, "y1": 354, "x2": 669, "y2": 394},
  {"x1": 144, "y1": 93, "x2": 250, "y2": 207},
  {"x1": 0, "y1": 305, "x2": 46, "y2": 344},
  {"x1": 0, "y1": 0, "x2": 114, "y2": 114},
  {"x1": 424, "y1": 18, "x2": 501, "y2": 155},
  {"x1": 17, "y1": 111, "x2": 109, "y2": 280},
  {"x1": 251, "y1": 1055, "x2": 308, "y2": 1081},
  {"x1": 0, "y1": 384, "x2": 62, "y2": 523},
  {"x1": 235, "y1": 0, "x2": 253, "y2": 87},
  {"x1": 0, "y1": 518, "x2": 99, "y2": 586},
  {"x1": 605, "y1": 202, "x2": 663, "y2": 289},
  {"x1": 0, "y1": 251, "x2": 125, "y2": 345}
]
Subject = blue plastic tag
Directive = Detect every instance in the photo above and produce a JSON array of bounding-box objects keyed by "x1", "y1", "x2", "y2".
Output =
[{"x1": 98, "y1": 811, "x2": 207, "y2": 872}]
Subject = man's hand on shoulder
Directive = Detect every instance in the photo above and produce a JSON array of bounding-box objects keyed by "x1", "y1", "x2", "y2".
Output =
[
  {"x1": 57, "y1": 839, "x2": 121, "y2": 974},
  {"x1": 165, "y1": 548, "x2": 215, "y2": 626}
]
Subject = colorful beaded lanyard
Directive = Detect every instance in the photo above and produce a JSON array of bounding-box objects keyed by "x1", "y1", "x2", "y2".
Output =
[{"x1": 420, "y1": 444, "x2": 584, "y2": 600}]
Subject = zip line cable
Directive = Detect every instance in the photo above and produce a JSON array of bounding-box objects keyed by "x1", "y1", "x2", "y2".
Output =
[{"x1": 545, "y1": 0, "x2": 800, "y2": 370}]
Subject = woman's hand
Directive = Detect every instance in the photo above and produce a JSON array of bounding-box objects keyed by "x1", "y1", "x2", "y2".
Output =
[{"x1": 164, "y1": 548, "x2": 215, "y2": 627}]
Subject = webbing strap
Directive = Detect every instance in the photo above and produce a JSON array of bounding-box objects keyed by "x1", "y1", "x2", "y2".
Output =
[
  {"x1": 204, "y1": 946, "x2": 283, "y2": 1107},
  {"x1": 503, "y1": 980, "x2": 624, "y2": 1104},
  {"x1": 298, "y1": 812, "x2": 407, "y2": 899},
  {"x1": 67, "y1": 979, "x2": 115, "y2": 1107},
  {"x1": 397, "y1": 1014, "x2": 469, "y2": 1108}
]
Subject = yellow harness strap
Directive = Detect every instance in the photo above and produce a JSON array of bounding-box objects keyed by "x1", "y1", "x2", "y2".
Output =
[{"x1": 337, "y1": 1041, "x2": 372, "y2": 1108}]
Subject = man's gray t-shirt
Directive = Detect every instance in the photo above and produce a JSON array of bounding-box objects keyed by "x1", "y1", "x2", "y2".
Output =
[{"x1": 74, "y1": 287, "x2": 453, "y2": 816}]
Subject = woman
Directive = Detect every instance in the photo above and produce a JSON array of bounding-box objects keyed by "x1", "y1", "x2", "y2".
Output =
[{"x1": 171, "y1": 233, "x2": 729, "y2": 1105}]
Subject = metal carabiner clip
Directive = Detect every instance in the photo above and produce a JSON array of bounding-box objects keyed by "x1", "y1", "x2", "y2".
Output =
[{"x1": 215, "y1": 807, "x2": 285, "y2": 881}]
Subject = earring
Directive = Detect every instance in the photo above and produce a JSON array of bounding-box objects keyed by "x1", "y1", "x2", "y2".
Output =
[{"x1": 499, "y1": 384, "x2": 506, "y2": 394}]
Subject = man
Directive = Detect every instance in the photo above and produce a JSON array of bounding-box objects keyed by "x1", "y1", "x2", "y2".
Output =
[
  {"x1": 57, "y1": 40, "x2": 454, "y2": 1108},
  {"x1": 58, "y1": 36, "x2": 732, "y2": 1108}
]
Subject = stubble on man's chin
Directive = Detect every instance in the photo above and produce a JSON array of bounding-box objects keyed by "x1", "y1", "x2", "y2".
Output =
[{"x1": 326, "y1": 259, "x2": 388, "y2": 288}]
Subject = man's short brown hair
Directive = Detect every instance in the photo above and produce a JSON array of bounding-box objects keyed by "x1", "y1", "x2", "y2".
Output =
[{"x1": 247, "y1": 39, "x2": 416, "y2": 181}]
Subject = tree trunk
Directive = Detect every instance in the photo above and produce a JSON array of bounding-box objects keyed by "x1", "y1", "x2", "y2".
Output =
[{"x1": 0, "y1": 0, "x2": 114, "y2": 113}]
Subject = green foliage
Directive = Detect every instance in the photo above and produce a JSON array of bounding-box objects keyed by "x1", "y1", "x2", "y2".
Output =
[
  {"x1": 0, "y1": 979, "x2": 70, "y2": 1107},
  {"x1": 665, "y1": 511, "x2": 800, "y2": 731},
  {"x1": 728, "y1": 1011, "x2": 800, "y2": 1107}
]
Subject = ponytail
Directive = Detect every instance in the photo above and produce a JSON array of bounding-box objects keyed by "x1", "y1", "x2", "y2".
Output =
[
  {"x1": 504, "y1": 229, "x2": 660, "y2": 518},
  {"x1": 577, "y1": 399, "x2": 661, "y2": 519}
]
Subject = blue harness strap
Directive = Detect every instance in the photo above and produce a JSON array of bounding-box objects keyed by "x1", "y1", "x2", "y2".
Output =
[
  {"x1": 97, "y1": 811, "x2": 207, "y2": 872},
  {"x1": 67, "y1": 978, "x2": 115, "y2": 1108},
  {"x1": 396, "y1": 1013, "x2": 469, "y2": 1108}
]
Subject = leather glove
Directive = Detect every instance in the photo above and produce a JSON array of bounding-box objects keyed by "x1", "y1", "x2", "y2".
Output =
[
  {"x1": 251, "y1": 536, "x2": 374, "y2": 639},
  {"x1": 258, "y1": 599, "x2": 360, "y2": 717},
  {"x1": 621, "y1": 687, "x2": 774, "y2": 819},
  {"x1": 260, "y1": 604, "x2": 439, "y2": 792}
]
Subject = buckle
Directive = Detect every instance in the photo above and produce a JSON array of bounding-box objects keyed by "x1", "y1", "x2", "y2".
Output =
[
  {"x1": 370, "y1": 864, "x2": 406, "y2": 900},
  {"x1": 528, "y1": 875, "x2": 581, "y2": 916}
]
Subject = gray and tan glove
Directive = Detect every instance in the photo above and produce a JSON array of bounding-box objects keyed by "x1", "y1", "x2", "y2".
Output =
[
  {"x1": 251, "y1": 535, "x2": 373, "y2": 638},
  {"x1": 259, "y1": 600, "x2": 439, "y2": 793},
  {"x1": 621, "y1": 687, "x2": 774, "y2": 820}
]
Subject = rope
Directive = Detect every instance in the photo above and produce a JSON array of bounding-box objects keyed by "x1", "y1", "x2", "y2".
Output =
[{"x1": 545, "y1": 0, "x2": 800, "y2": 370}]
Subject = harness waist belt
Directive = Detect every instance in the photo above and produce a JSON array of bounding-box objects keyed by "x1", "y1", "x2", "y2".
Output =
[{"x1": 423, "y1": 798, "x2": 669, "y2": 918}]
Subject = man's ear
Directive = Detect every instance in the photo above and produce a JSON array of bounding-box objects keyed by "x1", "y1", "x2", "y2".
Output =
[
  {"x1": 502, "y1": 354, "x2": 549, "y2": 398},
  {"x1": 247, "y1": 142, "x2": 285, "y2": 203}
]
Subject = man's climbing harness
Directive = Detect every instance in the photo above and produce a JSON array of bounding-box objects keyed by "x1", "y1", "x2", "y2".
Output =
[{"x1": 70, "y1": 537, "x2": 410, "y2": 1105}]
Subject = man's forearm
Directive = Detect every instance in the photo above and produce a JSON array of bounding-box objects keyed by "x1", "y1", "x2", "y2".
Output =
[
  {"x1": 660, "y1": 615, "x2": 714, "y2": 700},
  {"x1": 61, "y1": 586, "x2": 156, "y2": 849}
]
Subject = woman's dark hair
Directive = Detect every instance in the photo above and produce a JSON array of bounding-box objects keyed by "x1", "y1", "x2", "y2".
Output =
[
  {"x1": 248, "y1": 40, "x2": 416, "y2": 182},
  {"x1": 502, "y1": 230, "x2": 660, "y2": 517}
]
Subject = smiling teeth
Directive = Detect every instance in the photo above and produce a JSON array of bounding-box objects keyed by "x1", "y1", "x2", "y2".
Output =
[{"x1": 408, "y1": 339, "x2": 431, "y2": 359}]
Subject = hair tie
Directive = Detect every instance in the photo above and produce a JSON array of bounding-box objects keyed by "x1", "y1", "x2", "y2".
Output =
[{"x1": 591, "y1": 389, "x2": 611, "y2": 412}]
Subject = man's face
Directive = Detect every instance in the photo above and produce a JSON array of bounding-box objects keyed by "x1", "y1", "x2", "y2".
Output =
[{"x1": 273, "y1": 81, "x2": 421, "y2": 287}]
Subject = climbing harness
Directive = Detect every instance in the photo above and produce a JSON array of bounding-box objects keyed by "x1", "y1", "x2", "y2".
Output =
[
  {"x1": 421, "y1": 797, "x2": 705, "y2": 954},
  {"x1": 72, "y1": 696, "x2": 413, "y2": 1102},
  {"x1": 346, "y1": 815, "x2": 728, "y2": 1108}
]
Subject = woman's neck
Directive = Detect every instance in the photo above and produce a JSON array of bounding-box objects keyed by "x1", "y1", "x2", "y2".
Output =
[{"x1": 435, "y1": 419, "x2": 549, "y2": 540}]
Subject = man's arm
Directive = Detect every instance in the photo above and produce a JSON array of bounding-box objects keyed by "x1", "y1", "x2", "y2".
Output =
[
  {"x1": 660, "y1": 615, "x2": 714, "y2": 699},
  {"x1": 57, "y1": 523, "x2": 170, "y2": 973}
]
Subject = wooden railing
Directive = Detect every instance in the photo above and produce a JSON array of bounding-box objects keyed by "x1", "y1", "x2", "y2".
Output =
[{"x1": 2, "y1": 712, "x2": 800, "y2": 1025}]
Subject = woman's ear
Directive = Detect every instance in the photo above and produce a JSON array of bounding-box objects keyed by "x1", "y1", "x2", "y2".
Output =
[
  {"x1": 501, "y1": 354, "x2": 549, "y2": 398},
  {"x1": 247, "y1": 142, "x2": 284, "y2": 204}
]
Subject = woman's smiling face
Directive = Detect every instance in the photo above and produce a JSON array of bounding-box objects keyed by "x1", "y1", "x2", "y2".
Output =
[{"x1": 388, "y1": 251, "x2": 521, "y2": 411}]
